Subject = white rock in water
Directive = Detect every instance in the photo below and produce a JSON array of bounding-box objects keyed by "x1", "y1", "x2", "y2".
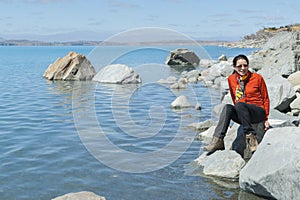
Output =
[
  {"x1": 52, "y1": 191, "x2": 106, "y2": 200},
  {"x1": 92, "y1": 64, "x2": 141, "y2": 84},
  {"x1": 171, "y1": 95, "x2": 192, "y2": 108},
  {"x1": 198, "y1": 150, "x2": 246, "y2": 179}
]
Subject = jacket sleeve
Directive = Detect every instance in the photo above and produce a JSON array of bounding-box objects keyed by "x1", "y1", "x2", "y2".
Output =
[
  {"x1": 228, "y1": 76, "x2": 236, "y2": 105},
  {"x1": 260, "y1": 76, "x2": 270, "y2": 120}
]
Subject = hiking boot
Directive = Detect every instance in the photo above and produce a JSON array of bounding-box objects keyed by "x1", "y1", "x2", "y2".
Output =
[
  {"x1": 203, "y1": 136, "x2": 225, "y2": 152},
  {"x1": 246, "y1": 133, "x2": 258, "y2": 153}
]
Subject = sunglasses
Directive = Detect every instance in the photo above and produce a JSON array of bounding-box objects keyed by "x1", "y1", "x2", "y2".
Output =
[{"x1": 235, "y1": 64, "x2": 248, "y2": 68}]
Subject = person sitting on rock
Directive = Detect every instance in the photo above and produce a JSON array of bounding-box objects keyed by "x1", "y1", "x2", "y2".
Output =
[{"x1": 204, "y1": 54, "x2": 270, "y2": 154}]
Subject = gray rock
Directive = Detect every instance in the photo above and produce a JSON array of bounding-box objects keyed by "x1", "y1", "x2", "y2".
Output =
[
  {"x1": 165, "y1": 48, "x2": 200, "y2": 67},
  {"x1": 187, "y1": 119, "x2": 216, "y2": 131},
  {"x1": 218, "y1": 54, "x2": 227, "y2": 61},
  {"x1": 157, "y1": 76, "x2": 177, "y2": 84},
  {"x1": 170, "y1": 82, "x2": 186, "y2": 89},
  {"x1": 92, "y1": 64, "x2": 141, "y2": 84},
  {"x1": 43, "y1": 52, "x2": 96, "y2": 81},
  {"x1": 250, "y1": 31, "x2": 299, "y2": 77},
  {"x1": 195, "y1": 102, "x2": 202, "y2": 110},
  {"x1": 239, "y1": 127, "x2": 300, "y2": 199},
  {"x1": 199, "y1": 59, "x2": 217, "y2": 68},
  {"x1": 264, "y1": 74, "x2": 295, "y2": 108},
  {"x1": 197, "y1": 150, "x2": 246, "y2": 179},
  {"x1": 52, "y1": 191, "x2": 106, "y2": 200},
  {"x1": 199, "y1": 61, "x2": 233, "y2": 88}
]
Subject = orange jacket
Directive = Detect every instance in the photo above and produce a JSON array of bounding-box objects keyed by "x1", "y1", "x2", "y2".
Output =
[{"x1": 228, "y1": 72, "x2": 270, "y2": 120}]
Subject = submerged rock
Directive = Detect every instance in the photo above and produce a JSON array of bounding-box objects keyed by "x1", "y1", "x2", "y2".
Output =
[
  {"x1": 52, "y1": 191, "x2": 106, "y2": 200},
  {"x1": 92, "y1": 64, "x2": 141, "y2": 84},
  {"x1": 43, "y1": 52, "x2": 96, "y2": 81}
]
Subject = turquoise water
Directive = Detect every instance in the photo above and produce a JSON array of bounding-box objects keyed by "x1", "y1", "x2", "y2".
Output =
[{"x1": 0, "y1": 45, "x2": 256, "y2": 199}]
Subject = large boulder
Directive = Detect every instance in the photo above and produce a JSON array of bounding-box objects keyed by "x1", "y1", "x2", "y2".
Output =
[
  {"x1": 43, "y1": 52, "x2": 96, "y2": 81},
  {"x1": 249, "y1": 31, "x2": 296, "y2": 77},
  {"x1": 264, "y1": 74, "x2": 295, "y2": 109},
  {"x1": 92, "y1": 64, "x2": 141, "y2": 84},
  {"x1": 239, "y1": 127, "x2": 300, "y2": 199},
  {"x1": 165, "y1": 49, "x2": 200, "y2": 67}
]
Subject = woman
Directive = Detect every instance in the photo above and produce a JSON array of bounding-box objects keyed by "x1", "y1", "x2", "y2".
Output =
[{"x1": 204, "y1": 54, "x2": 270, "y2": 154}]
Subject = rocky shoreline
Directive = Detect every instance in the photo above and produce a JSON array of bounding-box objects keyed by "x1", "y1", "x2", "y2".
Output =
[{"x1": 45, "y1": 30, "x2": 300, "y2": 200}]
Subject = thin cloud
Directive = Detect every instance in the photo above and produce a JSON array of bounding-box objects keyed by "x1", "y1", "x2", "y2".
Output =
[
  {"x1": 145, "y1": 15, "x2": 159, "y2": 21},
  {"x1": 109, "y1": 0, "x2": 141, "y2": 10},
  {"x1": 238, "y1": 9, "x2": 261, "y2": 14}
]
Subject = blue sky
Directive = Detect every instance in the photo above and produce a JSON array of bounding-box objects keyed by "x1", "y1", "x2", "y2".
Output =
[{"x1": 1, "y1": 0, "x2": 300, "y2": 41}]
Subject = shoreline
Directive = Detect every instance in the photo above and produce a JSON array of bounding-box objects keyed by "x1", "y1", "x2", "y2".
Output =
[{"x1": 0, "y1": 39, "x2": 236, "y2": 47}]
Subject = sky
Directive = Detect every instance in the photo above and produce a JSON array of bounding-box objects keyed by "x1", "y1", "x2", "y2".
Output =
[{"x1": 1, "y1": 0, "x2": 300, "y2": 42}]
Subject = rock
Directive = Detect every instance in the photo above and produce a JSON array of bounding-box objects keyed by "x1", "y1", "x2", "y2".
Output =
[
  {"x1": 170, "y1": 82, "x2": 186, "y2": 89},
  {"x1": 52, "y1": 191, "x2": 106, "y2": 200},
  {"x1": 197, "y1": 125, "x2": 216, "y2": 143},
  {"x1": 249, "y1": 31, "x2": 299, "y2": 77},
  {"x1": 187, "y1": 119, "x2": 216, "y2": 131},
  {"x1": 195, "y1": 102, "x2": 202, "y2": 110},
  {"x1": 290, "y1": 95, "x2": 300, "y2": 113},
  {"x1": 218, "y1": 54, "x2": 227, "y2": 61},
  {"x1": 170, "y1": 95, "x2": 192, "y2": 109},
  {"x1": 199, "y1": 61, "x2": 233, "y2": 88},
  {"x1": 181, "y1": 70, "x2": 201, "y2": 83},
  {"x1": 264, "y1": 74, "x2": 295, "y2": 109},
  {"x1": 197, "y1": 150, "x2": 246, "y2": 179},
  {"x1": 288, "y1": 71, "x2": 300, "y2": 86},
  {"x1": 239, "y1": 127, "x2": 300, "y2": 200},
  {"x1": 165, "y1": 49, "x2": 200, "y2": 67},
  {"x1": 157, "y1": 76, "x2": 177, "y2": 84},
  {"x1": 43, "y1": 52, "x2": 96, "y2": 81},
  {"x1": 199, "y1": 59, "x2": 217, "y2": 68},
  {"x1": 92, "y1": 64, "x2": 141, "y2": 84}
]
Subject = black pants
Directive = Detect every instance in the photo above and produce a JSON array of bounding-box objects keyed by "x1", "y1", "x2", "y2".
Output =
[{"x1": 214, "y1": 102, "x2": 266, "y2": 138}]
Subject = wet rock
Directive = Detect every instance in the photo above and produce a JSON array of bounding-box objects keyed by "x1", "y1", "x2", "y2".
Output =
[
  {"x1": 170, "y1": 95, "x2": 192, "y2": 109},
  {"x1": 43, "y1": 52, "x2": 96, "y2": 81},
  {"x1": 197, "y1": 150, "x2": 246, "y2": 179}
]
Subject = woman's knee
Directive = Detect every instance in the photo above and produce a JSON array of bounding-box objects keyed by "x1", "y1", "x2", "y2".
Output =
[
  {"x1": 235, "y1": 102, "x2": 247, "y2": 111},
  {"x1": 222, "y1": 104, "x2": 235, "y2": 113}
]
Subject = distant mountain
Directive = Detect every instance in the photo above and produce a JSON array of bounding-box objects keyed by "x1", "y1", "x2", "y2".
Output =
[{"x1": 0, "y1": 31, "x2": 113, "y2": 42}]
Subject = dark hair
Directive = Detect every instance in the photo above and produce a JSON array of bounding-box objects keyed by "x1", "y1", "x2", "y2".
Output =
[{"x1": 233, "y1": 54, "x2": 249, "y2": 67}]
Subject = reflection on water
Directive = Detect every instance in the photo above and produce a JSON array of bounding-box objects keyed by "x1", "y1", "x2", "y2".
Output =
[{"x1": 0, "y1": 45, "x2": 261, "y2": 200}]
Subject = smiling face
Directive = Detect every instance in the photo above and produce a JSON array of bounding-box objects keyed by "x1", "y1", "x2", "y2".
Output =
[{"x1": 234, "y1": 58, "x2": 249, "y2": 76}]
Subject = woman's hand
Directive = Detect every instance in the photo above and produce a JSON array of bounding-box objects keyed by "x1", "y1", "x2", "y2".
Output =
[{"x1": 264, "y1": 120, "x2": 270, "y2": 131}]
